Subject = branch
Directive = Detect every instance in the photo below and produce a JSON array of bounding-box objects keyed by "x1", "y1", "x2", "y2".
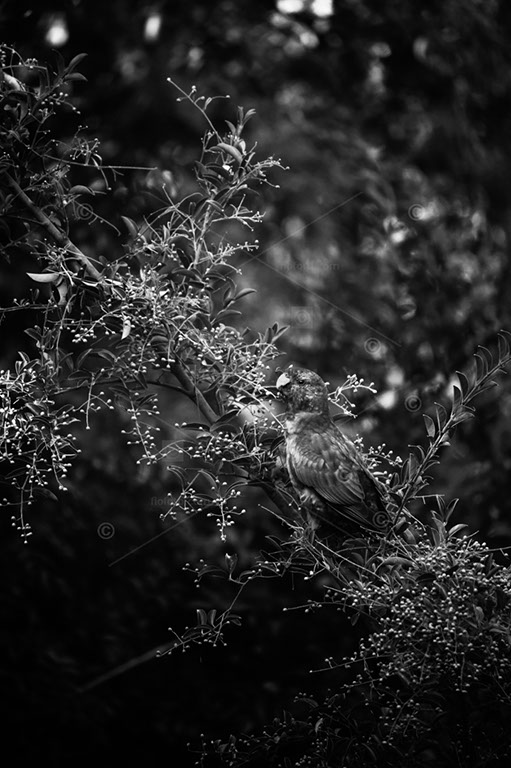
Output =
[
  {"x1": 169, "y1": 361, "x2": 219, "y2": 424},
  {"x1": 394, "y1": 331, "x2": 511, "y2": 513},
  {"x1": 4, "y1": 172, "x2": 104, "y2": 282},
  {"x1": 167, "y1": 362, "x2": 295, "y2": 525}
]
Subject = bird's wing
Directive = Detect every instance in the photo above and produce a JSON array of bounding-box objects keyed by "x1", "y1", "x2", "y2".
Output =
[{"x1": 290, "y1": 426, "x2": 368, "y2": 509}]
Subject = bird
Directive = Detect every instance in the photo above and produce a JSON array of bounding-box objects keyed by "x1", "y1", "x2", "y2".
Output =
[{"x1": 275, "y1": 366, "x2": 390, "y2": 537}]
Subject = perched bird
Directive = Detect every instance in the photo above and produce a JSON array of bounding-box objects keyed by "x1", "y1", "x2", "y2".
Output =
[{"x1": 276, "y1": 366, "x2": 390, "y2": 536}]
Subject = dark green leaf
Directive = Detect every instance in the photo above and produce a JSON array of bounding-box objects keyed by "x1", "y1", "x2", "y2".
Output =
[
  {"x1": 423, "y1": 413, "x2": 436, "y2": 438},
  {"x1": 66, "y1": 52, "x2": 88, "y2": 72},
  {"x1": 65, "y1": 72, "x2": 88, "y2": 83}
]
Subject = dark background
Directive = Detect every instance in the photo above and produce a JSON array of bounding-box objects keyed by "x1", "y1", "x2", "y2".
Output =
[{"x1": 2, "y1": 0, "x2": 511, "y2": 763}]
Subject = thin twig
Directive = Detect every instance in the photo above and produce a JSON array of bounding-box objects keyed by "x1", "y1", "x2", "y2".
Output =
[{"x1": 168, "y1": 362, "x2": 294, "y2": 518}]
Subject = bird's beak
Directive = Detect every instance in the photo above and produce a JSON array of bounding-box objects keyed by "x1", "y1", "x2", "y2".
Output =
[
  {"x1": 276, "y1": 372, "x2": 291, "y2": 390},
  {"x1": 276, "y1": 372, "x2": 291, "y2": 398}
]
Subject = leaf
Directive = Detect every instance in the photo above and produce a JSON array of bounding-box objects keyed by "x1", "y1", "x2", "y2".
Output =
[
  {"x1": 204, "y1": 164, "x2": 232, "y2": 181},
  {"x1": 65, "y1": 72, "x2": 88, "y2": 83},
  {"x1": 207, "y1": 609, "x2": 217, "y2": 625},
  {"x1": 409, "y1": 444, "x2": 426, "y2": 463},
  {"x1": 444, "y1": 498, "x2": 459, "y2": 521},
  {"x1": 448, "y1": 523, "x2": 468, "y2": 536},
  {"x1": 27, "y1": 271, "x2": 61, "y2": 283},
  {"x1": 224, "y1": 553, "x2": 238, "y2": 576},
  {"x1": 429, "y1": 517, "x2": 445, "y2": 546},
  {"x1": 69, "y1": 185, "x2": 93, "y2": 196},
  {"x1": 120, "y1": 215, "x2": 138, "y2": 238},
  {"x1": 215, "y1": 308, "x2": 242, "y2": 324},
  {"x1": 93, "y1": 349, "x2": 118, "y2": 364},
  {"x1": 66, "y1": 52, "x2": 88, "y2": 72},
  {"x1": 395, "y1": 670, "x2": 412, "y2": 687},
  {"x1": 417, "y1": 571, "x2": 435, "y2": 584},
  {"x1": 173, "y1": 267, "x2": 205, "y2": 285},
  {"x1": 452, "y1": 410, "x2": 474, "y2": 426},
  {"x1": 434, "y1": 402, "x2": 447, "y2": 429},
  {"x1": 231, "y1": 287, "x2": 256, "y2": 303},
  {"x1": 474, "y1": 349, "x2": 490, "y2": 379},
  {"x1": 196, "y1": 608, "x2": 208, "y2": 625},
  {"x1": 456, "y1": 370, "x2": 471, "y2": 397},
  {"x1": 34, "y1": 487, "x2": 59, "y2": 503},
  {"x1": 242, "y1": 108, "x2": 256, "y2": 123},
  {"x1": 121, "y1": 316, "x2": 131, "y2": 339},
  {"x1": 76, "y1": 348, "x2": 93, "y2": 368},
  {"x1": 452, "y1": 384, "x2": 462, "y2": 408},
  {"x1": 176, "y1": 248, "x2": 192, "y2": 268},
  {"x1": 54, "y1": 49, "x2": 66, "y2": 76},
  {"x1": 54, "y1": 280, "x2": 69, "y2": 305},
  {"x1": 270, "y1": 323, "x2": 288, "y2": 342},
  {"x1": 314, "y1": 717, "x2": 324, "y2": 734},
  {"x1": 379, "y1": 556, "x2": 413, "y2": 568},
  {"x1": 24, "y1": 328, "x2": 40, "y2": 341},
  {"x1": 361, "y1": 744, "x2": 377, "y2": 761},
  {"x1": 202, "y1": 172, "x2": 226, "y2": 186},
  {"x1": 2, "y1": 73, "x2": 25, "y2": 91},
  {"x1": 216, "y1": 142, "x2": 243, "y2": 164},
  {"x1": 423, "y1": 413, "x2": 436, "y2": 438},
  {"x1": 214, "y1": 409, "x2": 240, "y2": 425}
]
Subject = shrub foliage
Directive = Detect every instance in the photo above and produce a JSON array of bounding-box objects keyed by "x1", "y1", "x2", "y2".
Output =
[{"x1": 1, "y1": 47, "x2": 511, "y2": 767}]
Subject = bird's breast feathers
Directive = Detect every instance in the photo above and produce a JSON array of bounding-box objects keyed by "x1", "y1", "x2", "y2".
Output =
[{"x1": 283, "y1": 410, "x2": 331, "y2": 435}]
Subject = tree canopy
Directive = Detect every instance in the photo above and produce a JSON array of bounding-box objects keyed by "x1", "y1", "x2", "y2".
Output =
[{"x1": 2, "y1": 1, "x2": 511, "y2": 765}]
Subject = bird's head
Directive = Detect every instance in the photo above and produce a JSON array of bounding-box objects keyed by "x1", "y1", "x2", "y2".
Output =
[{"x1": 276, "y1": 366, "x2": 330, "y2": 415}]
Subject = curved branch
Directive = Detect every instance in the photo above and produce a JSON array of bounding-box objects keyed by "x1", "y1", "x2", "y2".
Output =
[
  {"x1": 4, "y1": 172, "x2": 104, "y2": 282},
  {"x1": 169, "y1": 361, "x2": 219, "y2": 424}
]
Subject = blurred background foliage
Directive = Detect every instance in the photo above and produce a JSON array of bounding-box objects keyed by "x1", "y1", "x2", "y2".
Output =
[{"x1": 2, "y1": 0, "x2": 511, "y2": 763}]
